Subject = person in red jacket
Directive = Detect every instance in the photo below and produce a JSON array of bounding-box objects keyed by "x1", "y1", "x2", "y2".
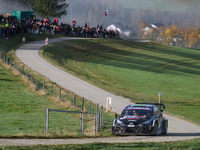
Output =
[
  {"x1": 56, "y1": 18, "x2": 59, "y2": 25},
  {"x1": 44, "y1": 18, "x2": 47, "y2": 25}
]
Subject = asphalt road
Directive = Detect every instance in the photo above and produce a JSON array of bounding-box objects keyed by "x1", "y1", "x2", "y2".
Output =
[{"x1": 1, "y1": 37, "x2": 199, "y2": 146}]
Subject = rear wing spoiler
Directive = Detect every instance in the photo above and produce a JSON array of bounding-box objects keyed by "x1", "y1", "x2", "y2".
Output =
[{"x1": 135, "y1": 103, "x2": 165, "y2": 110}]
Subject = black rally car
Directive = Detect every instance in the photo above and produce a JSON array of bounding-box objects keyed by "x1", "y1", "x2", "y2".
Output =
[{"x1": 112, "y1": 103, "x2": 168, "y2": 135}]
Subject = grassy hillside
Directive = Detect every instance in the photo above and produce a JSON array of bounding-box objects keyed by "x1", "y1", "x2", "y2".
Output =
[
  {"x1": 41, "y1": 39, "x2": 200, "y2": 125},
  {"x1": 0, "y1": 33, "x2": 115, "y2": 137}
]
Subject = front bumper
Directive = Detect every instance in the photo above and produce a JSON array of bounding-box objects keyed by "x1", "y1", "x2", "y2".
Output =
[{"x1": 112, "y1": 124, "x2": 153, "y2": 135}]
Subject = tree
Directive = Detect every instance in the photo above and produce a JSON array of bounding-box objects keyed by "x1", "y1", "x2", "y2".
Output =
[
  {"x1": 140, "y1": 21, "x2": 147, "y2": 30},
  {"x1": 165, "y1": 28, "x2": 173, "y2": 43},
  {"x1": 189, "y1": 29, "x2": 198, "y2": 47},
  {"x1": 31, "y1": 0, "x2": 69, "y2": 18}
]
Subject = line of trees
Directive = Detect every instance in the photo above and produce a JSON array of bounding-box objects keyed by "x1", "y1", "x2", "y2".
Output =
[{"x1": 141, "y1": 21, "x2": 200, "y2": 48}]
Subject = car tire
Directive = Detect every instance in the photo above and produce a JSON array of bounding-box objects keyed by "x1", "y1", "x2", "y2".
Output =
[
  {"x1": 112, "y1": 126, "x2": 115, "y2": 134},
  {"x1": 162, "y1": 128, "x2": 167, "y2": 135},
  {"x1": 162, "y1": 120, "x2": 168, "y2": 135},
  {"x1": 152, "y1": 122, "x2": 158, "y2": 136}
]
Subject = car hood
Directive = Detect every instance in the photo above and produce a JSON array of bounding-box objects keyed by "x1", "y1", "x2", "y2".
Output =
[{"x1": 119, "y1": 115, "x2": 151, "y2": 124}]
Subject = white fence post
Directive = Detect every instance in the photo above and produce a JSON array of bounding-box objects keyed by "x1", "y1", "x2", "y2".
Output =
[
  {"x1": 81, "y1": 112, "x2": 84, "y2": 135},
  {"x1": 45, "y1": 108, "x2": 49, "y2": 134}
]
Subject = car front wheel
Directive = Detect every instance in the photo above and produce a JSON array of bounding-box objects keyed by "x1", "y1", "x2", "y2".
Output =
[{"x1": 151, "y1": 122, "x2": 158, "y2": 136}]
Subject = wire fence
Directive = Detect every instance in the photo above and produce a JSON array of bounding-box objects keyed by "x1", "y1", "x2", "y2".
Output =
[{"x1": 0, "y1": 52, "x2": 108, "y2": 136}]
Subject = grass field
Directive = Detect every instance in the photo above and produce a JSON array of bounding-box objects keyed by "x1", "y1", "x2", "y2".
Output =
[
  {"x1": 41, "y1": 39, "x2": 200, "y2": 125},
  {"x1": 1, "y1": 138, "x2": 200, "y2": 150},
  {"x1": 0, "y1": 33, "x2": 115, "y2": 137},
  {"x1": 1, "y1": 30, "x2": 200, "y2": 148}
]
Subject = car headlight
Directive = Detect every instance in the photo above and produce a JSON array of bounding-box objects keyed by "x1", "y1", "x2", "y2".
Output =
[{"x1": 143, "y1": 120, "x2": 151, "y2": 124}]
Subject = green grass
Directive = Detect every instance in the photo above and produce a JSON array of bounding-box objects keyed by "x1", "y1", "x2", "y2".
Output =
[
  {"x1": 1, "y1": 138, "x2": 200, "y2": 149},
  {"x1": 0, "y1": 61, "x2": 84, "y2": 136},
  {"x1": 0, "y1": 33, "x2": 115, "y2": 137},
  {"x1": 41, "y1": 39, "x2": 200, "y2": 125}
]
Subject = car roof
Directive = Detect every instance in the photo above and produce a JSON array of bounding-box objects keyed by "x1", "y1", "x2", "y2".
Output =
[
  {"x1": 125, "y1": 103, "x2": 165, "y2": 110},
  {"x1": 126, "y1": 104, "x2": 154, "y2": 108}
]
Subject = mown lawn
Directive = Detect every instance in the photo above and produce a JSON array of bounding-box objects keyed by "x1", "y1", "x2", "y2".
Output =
[{"x1": 41, "y1": 39, "x2": 200, "y2": 125}]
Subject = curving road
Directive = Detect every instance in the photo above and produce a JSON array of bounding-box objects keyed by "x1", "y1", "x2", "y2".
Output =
[{"x1": 1, "y1": 37, "x2": 200, "y2": 146}]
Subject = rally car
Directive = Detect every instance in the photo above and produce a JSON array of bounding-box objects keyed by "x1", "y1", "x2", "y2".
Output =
[{"x1": 112, "y1": 103, "x2": 168, "y2": 135}]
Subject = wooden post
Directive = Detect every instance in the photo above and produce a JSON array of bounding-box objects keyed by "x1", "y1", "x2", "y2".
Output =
[
  {"x1": 106, "y1": 97, "x2": 112, "y2": 112},
  {"x1": 82, "y1": 97, "x2": 84, "y2": 112},
  {"x1": 98, "y1": 113, "x2": 101, "y2": 132},
  {"x1": 43, "y1": 81, "x2": 45, "y2": 91},
  {"x1": 158, "y1": 93, "x2": 162, "y2": 103},
  {"x1": 101, "y1": 106, "x2": 103, "y2": 127},
  {"x1": 110, "y1": 97, "x2": 112, "y2": 111},
  {"x1": 66, "y1": 91, "x2": 68, "y2": 102},
  {"x1": 59, "y1": 88, "x2": 61, "y2": 100},
  {"x1": 95, "y1": 113, "x2": 97, "y2": 135},
  {"x1": 81, "y1": 112, "x2": 84, "y2": 135},
  {"x1": 73, "y1": 94, "x2": 76, "y2": 106},
  {"x1": 51, "y1": 84, "x2": 53, "y2": 95},
  {"x1": 45, "y1": 108, "x2": 49, "y2": 134},
  {"x1": 26, "y1": 69, "x2": 28, "y2": 78},
  {"x1": 97, "y1": 103, "x2": 99, "y2": 116},
  {"x1": 36, "y1": 78, "x2": 38, "y2": 90},
  {"x1": 89, "y1": 101, "x2": 91, "y2": 115},
  {"x1": 106, "y1": 98, "x2": 108, "y2": 113}
]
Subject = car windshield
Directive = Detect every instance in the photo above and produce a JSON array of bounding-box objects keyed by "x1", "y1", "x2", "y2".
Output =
[{"x1": 121, "y1": 107, "x2": 153, "y2": 117}]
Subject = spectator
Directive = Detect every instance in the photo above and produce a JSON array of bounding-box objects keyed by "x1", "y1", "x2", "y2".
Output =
[
  {"x1": 56, "y1": 18, "x2": 59, "y2": 25},
  {"x1": 73, "y1": 19, "x2": 76, "y2": 27}
]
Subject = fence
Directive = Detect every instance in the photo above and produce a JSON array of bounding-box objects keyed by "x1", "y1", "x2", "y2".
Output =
[
  {"x1": 0, "y1": 52, "x2": 106, "y2": 135},
  {"x1": 45, "y1": 108, "x2": 103, "y2": 135}
]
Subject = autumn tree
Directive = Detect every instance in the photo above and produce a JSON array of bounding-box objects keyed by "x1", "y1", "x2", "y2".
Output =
[
  {"x1": 188, "y1": 29, "x2": 199, "y2": 47},
  {"x1": 164, "y1": 28, "x2": 173, "y2": 44},
  {"x1": 140, "y1": 21, "x2": 147, "y2": 30}
]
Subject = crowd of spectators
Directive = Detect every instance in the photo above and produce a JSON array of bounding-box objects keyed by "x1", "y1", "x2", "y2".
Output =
[{"x1": 0, "y1": 13, "x2": 120, "y2": 40}]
